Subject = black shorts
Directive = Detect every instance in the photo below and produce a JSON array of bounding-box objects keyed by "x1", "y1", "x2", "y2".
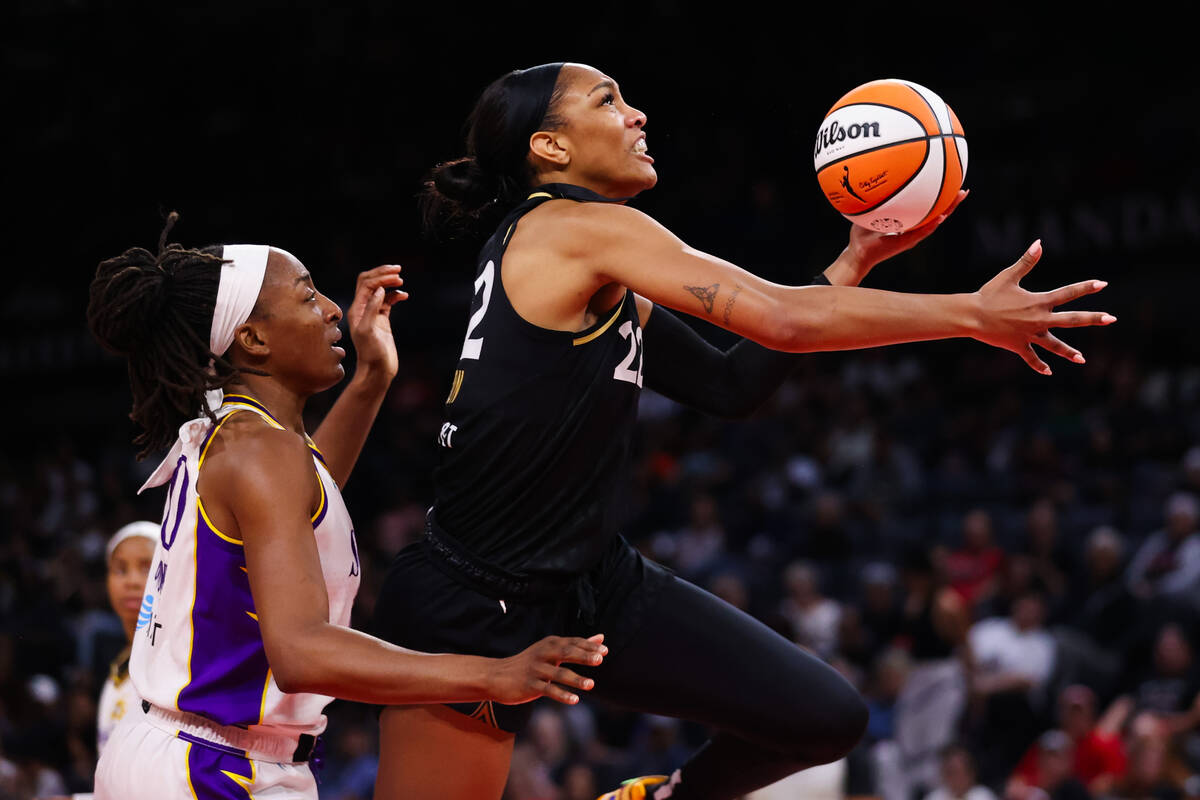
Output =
[{"x1": 369, "y1": 522, "x2": 673, "y2": 733}]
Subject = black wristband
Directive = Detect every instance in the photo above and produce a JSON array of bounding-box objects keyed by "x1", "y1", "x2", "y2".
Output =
[{"x1": 811, "y1": 273, "x2": 832, "y2": 285}]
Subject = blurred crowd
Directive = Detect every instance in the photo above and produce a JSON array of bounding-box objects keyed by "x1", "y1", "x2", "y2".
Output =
[{"x1": 3, "y1": 319, "x2": 1199, "y2": 800}]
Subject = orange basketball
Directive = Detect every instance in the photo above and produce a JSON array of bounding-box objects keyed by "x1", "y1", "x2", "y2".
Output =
[{"x1": 813, "y1": 79, "x2": 967, "y2": 233}]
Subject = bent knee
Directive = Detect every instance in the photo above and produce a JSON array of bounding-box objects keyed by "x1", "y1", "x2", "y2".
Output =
[
  {"x1": 764, "y1": 684, "x2": 868, "y2": 765},
  {"x1": 807, "y1": 690, "x2": 869, "y2": 764}
]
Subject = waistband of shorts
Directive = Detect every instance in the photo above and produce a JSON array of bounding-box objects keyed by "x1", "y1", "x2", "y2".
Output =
[
  {"x1": 424, "y1": 508, "x2": 573, "y2": 601},
  {"x1": 141, "y1": 701, "x2": 318, "y2": 763}
]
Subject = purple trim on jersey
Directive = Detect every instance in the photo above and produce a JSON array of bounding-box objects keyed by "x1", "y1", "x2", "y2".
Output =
[
  {"x1": 222, "y1": 394, "x2": 280, "y2": 423},
  {"x1": 177, "y1": 730, "x2": 245, "y2": 758},
  {"x1": 177, "y1": 513, "x2": 269, "y2": 727},
  {"x1": 185, "y1": 735, "x2": 254, "y2": 799},
  {"x1": 308, "y1": 445, "x2": 328, "y2": 468},
  {"x1": 312, "y1": 480, "x2": 329, "y2": 529}
]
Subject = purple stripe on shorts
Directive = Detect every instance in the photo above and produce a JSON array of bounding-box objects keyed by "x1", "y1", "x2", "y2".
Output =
[
  {"x1": 177, "y1": 514, "x2": 269, "y2": 727},
  {"x1": 178, "y1": 731, "x2": 244, "y2": 758},
  {"x1": 185, "y1": 736, "x2": 254, "y2": 799}
]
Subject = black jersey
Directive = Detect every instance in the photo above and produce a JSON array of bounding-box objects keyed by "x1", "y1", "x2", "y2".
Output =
[{"x1": 432, "y1": 183, "x2": 643, "y2": 579}]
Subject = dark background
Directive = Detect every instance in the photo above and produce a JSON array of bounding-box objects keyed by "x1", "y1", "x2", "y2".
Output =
[
  {"x1": 4, "y1": 4, "x2": 1199, "y2": 798},
  {"x1": 7, "y1": 4, "x2": 1195, "y2": 443}
]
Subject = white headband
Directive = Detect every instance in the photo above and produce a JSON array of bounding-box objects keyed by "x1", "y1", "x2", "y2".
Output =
[
  {"x1": 211, "y1": 244, "x2": 271, "y2": 356},
  {"x1": 106, "y1": 520, "x2": 159, "y2": 561}
]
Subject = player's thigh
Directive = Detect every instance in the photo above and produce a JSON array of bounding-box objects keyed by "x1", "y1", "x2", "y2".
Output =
[
  {"x1": 588, "y1": 574, "x2": 867, "y2": 753},
  {"x1": 376, "y1": 704, "x2": 514, "y2": 800}
]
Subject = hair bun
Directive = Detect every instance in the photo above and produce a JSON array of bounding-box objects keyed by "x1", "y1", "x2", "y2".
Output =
[{"x1": 430, "y1": 157, "x2": 500, "y2": 208}]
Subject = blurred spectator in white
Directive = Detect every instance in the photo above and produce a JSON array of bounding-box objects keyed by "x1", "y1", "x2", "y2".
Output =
[
  {"x1": 923, "y1": 744, "x2": 997, "y2": 800},
  {"x1": 1127, "y1": 492, "x2": 1200, "y2": 603},
  {"x1": 672, "y1": 493, "x2": 727, "y2": 580},
  {"x1": 779, "y1": 560, "x2": 841, "y2": 660},
  {"x1": 876, "y1": 547, "x2": 970, "y2": 800},
  {"x1": 743, "y1": 758, "x2": 847, "y2": 800},
  {"x1": 968, "y1": 590, "x2": 1058, "y2": 787},
  {"x1": 970, "y1": 591, "x2": 1057, "y2": 707}
]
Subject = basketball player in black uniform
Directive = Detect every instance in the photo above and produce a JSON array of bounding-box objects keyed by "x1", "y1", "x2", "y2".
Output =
[{"x1": 370, "y1": 63, "x2": 1114, "y2": 800}]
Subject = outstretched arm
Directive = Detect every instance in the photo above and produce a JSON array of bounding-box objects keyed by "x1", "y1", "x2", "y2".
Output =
[
  {"x1": 639, "y1": 192, "x2": 975, "y2": 417},
  {"x1": 312, "y1": 266, "x2": 406, "y2": 487},
  {"x1": 554, "y1": 200, "x2": 1112, "y2": 373}
]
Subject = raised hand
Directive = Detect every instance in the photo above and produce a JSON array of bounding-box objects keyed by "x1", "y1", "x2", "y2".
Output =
[
  {"x1": 347, "y1": 265, "x2": 407, "y2": 381},
  {"x1": 973, "y1": 239, "x2": 1115, "y2": 374},
  {"x1": 832, "y1": 190, "x2": 969, "y2": 286},
  {"x1": 491, "y1": 634, "x2": 607, "y2": 705}
]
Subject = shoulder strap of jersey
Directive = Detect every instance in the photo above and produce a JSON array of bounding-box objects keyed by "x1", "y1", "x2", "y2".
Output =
[{"x1": 490, "y1": 183, "x2": 630, "y2": 252}]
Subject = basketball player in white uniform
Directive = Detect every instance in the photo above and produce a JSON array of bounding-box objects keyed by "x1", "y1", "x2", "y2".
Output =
[
  {"x1": 96, "y1": 521, "x2": 158, "y2": 756},
  {"x1": 86, "y1": 217, "x2": 609, "y2": 799},
  {"x1": 57, "y1": 522, "x2": 157, "y2": 800}
]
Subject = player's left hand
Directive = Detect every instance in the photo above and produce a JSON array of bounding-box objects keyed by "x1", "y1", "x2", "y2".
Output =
[
  {"x1": 847, "y1": 188, "x2": 969, "y2": 278},
  {"x1": 347, "y1": 265, "x2": 407, "y2": 382}
]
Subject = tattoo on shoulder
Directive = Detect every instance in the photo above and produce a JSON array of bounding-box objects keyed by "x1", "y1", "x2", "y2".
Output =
[
  {"x1": 723, "y1": 284, "x2": 742, "y2": 326},
  {"x1": 684, "y1": 282, "x2": 720, "y2": 314}
]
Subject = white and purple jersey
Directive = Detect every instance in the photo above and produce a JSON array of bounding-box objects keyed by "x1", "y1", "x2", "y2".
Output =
[
  {"x1": 130, "y1": 394, "x2": 361, "y2": 739},
  {"x1": 96, "y1": 657, "x2": 144, "y2": 755}
]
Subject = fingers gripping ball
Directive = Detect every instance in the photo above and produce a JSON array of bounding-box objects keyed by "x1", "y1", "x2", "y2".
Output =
[{"x1": 813, "y1": 79, "x2": 968, "y2": 233}]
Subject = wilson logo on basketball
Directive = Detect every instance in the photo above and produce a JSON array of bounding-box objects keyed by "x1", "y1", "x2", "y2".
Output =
[{"x1": 813, "y1": 120, "x2": 881, "y2": 158}]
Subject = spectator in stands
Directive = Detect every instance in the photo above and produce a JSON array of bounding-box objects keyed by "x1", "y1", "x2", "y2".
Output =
[
  {"x1": 1127, "y1": 492, "x2": 1200, "y2": 604},
  {"x1": 779, "y1": 560, "x2": 842, "y2": 660},
  {"x1": 969, "y1": 590, "x2": 1058, "y2": 786},
  {"x1": 1004, "y1": 730, "x2": 1091, "y2": 800},
  {"x1": 1010, "y1": 684, "x2": 1131, "y2": 797},
  {"x1": 924, "y1": 744, "x2": 998, "y2": 800},
  {"x1": 945, "y1": 508, "x2": 1006, "y2": 612}
]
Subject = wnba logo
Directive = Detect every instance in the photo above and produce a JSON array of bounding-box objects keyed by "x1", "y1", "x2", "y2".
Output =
[{"x1": 813, "y1": 120, "x2": 881, "y2": 159}]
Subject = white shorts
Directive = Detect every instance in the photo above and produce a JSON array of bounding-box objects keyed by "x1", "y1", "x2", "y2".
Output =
[{"x1": 95, "y1": 716, "x2": 317, "y2": 800}]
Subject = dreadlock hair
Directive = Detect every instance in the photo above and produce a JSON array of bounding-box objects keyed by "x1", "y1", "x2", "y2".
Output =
[{"x1": 87, "y1": 212, "x2": 265, "y2": 459}]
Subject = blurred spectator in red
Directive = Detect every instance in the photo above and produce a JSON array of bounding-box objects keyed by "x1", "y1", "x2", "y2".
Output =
[
  {"x1": 944, "y1": 508, "x2": 1006, "y2": 611},
  {"x1": 1004, "y1": 730, "x2": 1091, "y2": 800},
  {"x1": 1011, "y1": 685, "x2": 1131, "y2": 796}
]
